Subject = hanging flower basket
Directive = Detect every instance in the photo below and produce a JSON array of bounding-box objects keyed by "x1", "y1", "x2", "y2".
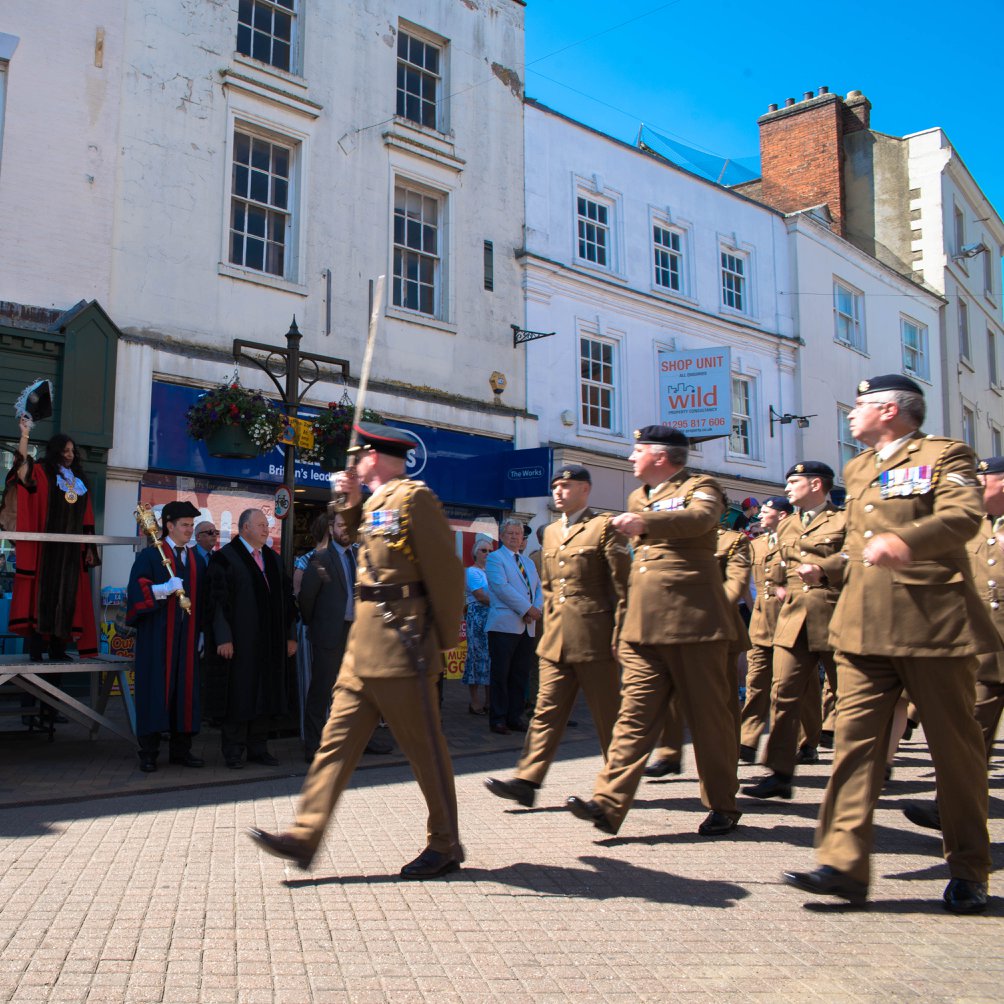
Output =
[
  {"x1": 299, "y1": 402, "x2": 384, "y2": 467},
  {"x1": 186, "y1": 382, "x2": 287, "y2": 458}
]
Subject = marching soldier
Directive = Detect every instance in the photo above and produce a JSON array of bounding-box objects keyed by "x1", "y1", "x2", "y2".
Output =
[
  {"x1": 484, "y1": 464, "x2": 630, "y2": 807},
  {"x1": 784, "y1": 375, "x2": 997, "y2": 913},
  {"x1": 248, "y1": 423, "x2": 465, "y2": 879},
  {"x1": 743, "y1": 462, "x2": 844, "y2": 799},
  {"x1": 645, "y1": 523, "x2": 751, "y2": 777},
  {"x1": 566, "y1": 426, "x2": 741, "y2": 837}
]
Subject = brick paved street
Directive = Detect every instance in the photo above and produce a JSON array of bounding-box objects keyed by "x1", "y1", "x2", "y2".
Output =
[{"x1": 0, "y1": 688, "x2": 1002, "y2": 1003}]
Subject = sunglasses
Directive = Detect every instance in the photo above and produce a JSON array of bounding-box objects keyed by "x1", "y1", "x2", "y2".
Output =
[{"x1": 198, "y1": 530, "x2": 219, "y2": 537}]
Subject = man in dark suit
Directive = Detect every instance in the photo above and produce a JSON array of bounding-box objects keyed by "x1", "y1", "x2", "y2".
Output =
[
  {"x1": 299, "y1": 512, "x2": 356, "y2": 762},
  {"x1": 206, "y1": 508, "x2": 297, "y2": 768}
]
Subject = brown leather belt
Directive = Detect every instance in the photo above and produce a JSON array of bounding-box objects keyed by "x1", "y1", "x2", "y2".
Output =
[{"x1": 358, "y1": 582, "x2": 427, "y2": 602}]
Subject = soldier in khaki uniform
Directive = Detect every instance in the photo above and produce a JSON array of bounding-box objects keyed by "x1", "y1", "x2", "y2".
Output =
[
  {"x1": 485, "y1": 464, "x2": 630, "y2": 807},
  {"x1": 645, "y1": 525, "x2": 751, "y2": 776},
  {"x1": 743, "y1": 462, "x2": 844, "y2": 800},
  {"x1": 785, "y1": 375, "x2": 997, "y2": 914},
  {"x1": 249, "y1": 423, "x2": 465, "y2": 879},
  {"x1": 566, "y1": 426, "x2": 741, "y2": 837}
]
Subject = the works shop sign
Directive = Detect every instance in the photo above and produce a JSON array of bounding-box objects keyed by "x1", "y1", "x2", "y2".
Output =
[{"x1": 657, "y1": 346, "x2": 732, "y2": 443}]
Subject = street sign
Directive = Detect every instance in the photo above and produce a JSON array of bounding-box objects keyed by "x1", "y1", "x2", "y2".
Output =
[{"x1": 273, "y1": 485, "x2": 292, "y2": 520}]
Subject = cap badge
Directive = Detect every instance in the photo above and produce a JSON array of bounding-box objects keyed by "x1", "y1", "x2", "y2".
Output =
[{"x1": 858, "y1": 379, "x2": 870, "y2": 394}]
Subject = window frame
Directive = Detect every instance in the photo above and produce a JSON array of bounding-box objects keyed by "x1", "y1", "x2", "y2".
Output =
[
  {"x1": 985, "y1": 240, "x2": 997, "y2": 301},
  {"x1": 836, "y1": 405, "x2": 862, "y2": 473},
  {"x1": 652, "y1": 221, "x2": 686, "y2": 296},
  {"x1": 391, "y1": 179, "x2": 446, "y2": 320},
  {"x1": 990, "y1": 325, "x2": 1001, "y2": 390},
  {"x1": 958, "y1": 296, "x2": 972, "y2": 363},
  {"x1": 900, "y1": 315, "x2": 930, "y2": 382},
  {"x1": 236, "y1": 0, "x2": 298, "y2": 75},
  {"x1": 953, "y1": 203, "x2": 967, "y2": 270},
  {"x1": 575, "y1": 193, "x2": 612, "y2": 271},
  {"x1": 961, "y1": 403, "x2": 976, "y2": 449},
  {"x1": 992, "y1": 423, "x2": 1003, "y2": 457},
  {"x1": 719, "y1": 242, "x2": 754, "y2": 318},
  {"x1": 0, "y1": 59, "x2": 7, "y2": 170},
  {"x1": 395, "y1": 24, "x2": 446, "y2": 133},
  {"x1": 728, "y1": 373, "x2": 759, "y2": 460},
  {"x1": 833, "y1": 278, "x2": 866, "y2": 352},
  {"x1": 577, "y1": 332, "x2": 619, "y2": 434}
]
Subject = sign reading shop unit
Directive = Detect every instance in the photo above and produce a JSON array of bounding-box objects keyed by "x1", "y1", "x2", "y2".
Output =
[{"x1": 657, "y1": 346, "x2": 732, "y2": 441}]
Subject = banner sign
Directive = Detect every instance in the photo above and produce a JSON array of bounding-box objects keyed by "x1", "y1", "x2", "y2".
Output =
[{"x1": 657, "y1": 347, "x2": 732, "y2": 440}]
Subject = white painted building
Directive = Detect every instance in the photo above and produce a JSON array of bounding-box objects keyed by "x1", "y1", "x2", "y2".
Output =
[
  {"x1": 520, "y1": 100, "x2": 799, "y2": 521},
  {"x1": 1, "y1": 1, "x2": 530, "y2": 585},
  {"x1": 784, "y1": 206, "x2": 945, "y2": 487}
]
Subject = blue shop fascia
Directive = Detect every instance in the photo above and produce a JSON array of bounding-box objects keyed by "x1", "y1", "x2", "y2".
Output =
[{"x1": 143, "y1": 380, "x2": 550, "y2": 546}]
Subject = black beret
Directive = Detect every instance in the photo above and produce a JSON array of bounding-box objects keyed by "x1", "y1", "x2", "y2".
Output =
[
  {"x1": 634, "y1": 425, "x2": 689, "y2": 448},
  {"x1": 551, "y1": 463, "x2": 591, "y2": 487},
  {"x1": 978, "y1": 457, "x2": 1004, "y2": 475},
  {"x1": 348, "y1": 422, "x2": 412, "y2": 459},
  {"x1": 761, "y1": 495, "x2": 794, "y2": 514},
  {"x1": 857, "y1": 374, "x2": 924, "y2": 396},
  {"x1": 785, "y1": 461, "x2": 835, "y2": 481},
  {"x1": 161, "y1": 500, "x2": 202, "y2": 526}
]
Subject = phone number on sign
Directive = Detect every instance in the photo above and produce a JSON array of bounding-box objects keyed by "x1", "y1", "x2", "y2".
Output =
[{"x1": 667, "y1": 417, "x2": 729, "y2": 430}]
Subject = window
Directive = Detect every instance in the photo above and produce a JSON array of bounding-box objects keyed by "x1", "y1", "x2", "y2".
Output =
[
  {"x1": 901, "y1": 316, "x2": 930, "y2": 381},
  {"x1": 393, "y1": 183, "x2": 442, "y2": 317},
  {"x1": 985, "y1": 245, "x2": 996, "y2": 299},
  {"x1": 962, "y1": 405, "x2": 976, "y2": 448},
  {"x1": 579, "y1": 336, "x2": 616, "y2": 431},
  {"x1": 653, "y1": 224, "x2": 683, "y2": 293},
  {"x1": 577, "y1": 196, "x2": 609, "y2": 267},
  {"x1": 483, "y1": 240, "x2": 494, "y2": 292},
  {"x1": 954, "y1": 204, "x2": 966, "y2": 257},
  {"x1": 397, "y1": 29, "x2": 441, "y2": 130},
  {"x1": 990, "y1": 327, "x2": 1000, "y2": 388},
  {"x1": 959, "y1": 298, "x2": 971, "y2": 361},
  {"x1": 237, "y1": 0, "x2": 295, "y2": 73},
  {"x1": 229, "y1": 129, "x2": 293, "y2": 277},
  {"x1": 721, "y1": 249, "x2": 747, "y2": 313},
  {"x1": 0, "y1": 60, "x2": 6, "y2": 166},
  {"x1": 993, "y1": 425, "x2": 1003, "y2": 456},
  {"x1": 837, "y1": 406, "x2": 862, "y2": 471},
  {"x1": 730, "y1": 376, "x2": 755, "y2": 457},
  {"x1": 833, "y1": 280, "x2": 865, "y2": 350}
]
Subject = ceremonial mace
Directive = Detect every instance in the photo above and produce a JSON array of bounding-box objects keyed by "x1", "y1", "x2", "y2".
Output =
[{"x1": 134, "y1": 503, "x2": 192, "y2": 613}]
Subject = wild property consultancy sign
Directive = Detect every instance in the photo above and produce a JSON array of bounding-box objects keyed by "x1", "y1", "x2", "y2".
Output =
[{"x1": 657, "y1": 347, "x2": 732, "y2": 441}]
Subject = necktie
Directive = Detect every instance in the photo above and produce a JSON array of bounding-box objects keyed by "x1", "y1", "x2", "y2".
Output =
[
  {"x1": 562, "y1": 515, "x2": 570, "y2": 539},
  {"x1": 801, "y1": 512, "x2": 812, "y2": 528},
  {"x1": 768, "y1": 533, "x2": 777, "y2": 548},
  {"x1": 343, "y1": 548, "x2": 356, "y2": 621},
  {"x1": 994, "y1": 516, "x2": 1004, "y2": 535},
  {"x1": 175, "y1": 546, "x2": 186, "y2": 567},
  {"x1": 253, "y1": 550, "x2": 268, "y2": 588},
  {"x1": 515, "y1": 553, "x2": 533, "y2": 599}
]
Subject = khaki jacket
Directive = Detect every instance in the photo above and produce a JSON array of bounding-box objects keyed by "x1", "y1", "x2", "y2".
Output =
[
  {"x1": 620, "y1": 470, "x2": 735, "y2": 645},
  {"x1": 717, "y1": 528, "x2": 751, "y2": 653},
  {"x1": 772, "y1": 504, "x2": 846, "y2": 651},
  {"x1": 966, "y1": 516, "x2": 1004, "y2": 683},
  {"x1": 748, "y1": 522, "x2": 788, "y2": 646},
  {"x1": 340, "y1": 478, "x2": 464, "y2": 678},
  {"x1": 829, "y1": 433, "x2": 999, "y2": 657},
  {"x1": 537, "y1": 510, "x2": 630, "y2": 663}
]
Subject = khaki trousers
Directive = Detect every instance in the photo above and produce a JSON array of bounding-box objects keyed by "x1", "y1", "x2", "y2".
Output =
[
  {"x1": 593, "y1": 641, "x2": 739, "y2": 832},
  {"x1": 974, "y1": 679, "x2": 1004, "y2": 762},
  {"x1": 816, "y1": 652, "x2": 989, "y2": 886},
  {"x1": 739, "y1": 643, "x2": 773, "y2": 750},
  {"x1": 514, "y1": 656, "x2": 620, "y2": 787},
  {"x1": 291, "y1": 670, "x2": 458, "y2": 856},
  {"x1": 764, "y1": 633, "x2": 834, "y2": 776}
]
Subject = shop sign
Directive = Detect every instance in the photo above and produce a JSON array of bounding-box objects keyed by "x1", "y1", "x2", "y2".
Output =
[{"x1": 657, "y1": 346, "x2": 732, "y2": 441}]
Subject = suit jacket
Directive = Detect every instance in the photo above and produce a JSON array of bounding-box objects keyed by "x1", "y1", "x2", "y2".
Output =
[
  {"x1": 747, "y1": 521, "x2": 789, "y2": 646},
  {"x1": 486, "y1": 545, "x2": 544, "y2": 636},
  {"x1": 339, "y1": 477, "x2": 463, "y2": 678},
  {"x1": 537, "y1": 509, "x2": 630, "y2": 663},
  {"x1": 299, "y1": 542, "x2": 355, "y2": 649},
  {"x1": 717, "y1": 527, "x2": 751, "y2": 653},
  {"x1": 771, "y1": 504, "x2": 846, "y2": 651},
  {"x1": 620, "y1": 469, "x2": 735, "y2": 645},
  {"x1": 967, "y1": 516, "x2": 1004, "y2": 684},
  {"x1": 830, "y1": 433, "x2": 999, "y2": 657}
]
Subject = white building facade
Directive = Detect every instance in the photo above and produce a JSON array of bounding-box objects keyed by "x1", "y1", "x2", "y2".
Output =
[{"x1": 520, "y1": 101, "x2": 799, "y2": 521}]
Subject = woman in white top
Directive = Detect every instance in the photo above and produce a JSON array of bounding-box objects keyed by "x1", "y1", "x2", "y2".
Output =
[{"x1": 461, "y1": 534, "x2": 494, "y2": 714}]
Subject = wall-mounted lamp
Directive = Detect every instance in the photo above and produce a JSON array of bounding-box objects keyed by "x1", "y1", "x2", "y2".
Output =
[
  {"x1": 952, "y1": 241, "x2": 989, "y2": 263},
  {"x1": 769, "y1": 405, "x2": 816, "y2": 437}
]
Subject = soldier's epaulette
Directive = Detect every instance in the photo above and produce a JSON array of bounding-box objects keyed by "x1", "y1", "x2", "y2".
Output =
[{"x1": 725, "y1": 534, "x2": 746, "y2": 560}]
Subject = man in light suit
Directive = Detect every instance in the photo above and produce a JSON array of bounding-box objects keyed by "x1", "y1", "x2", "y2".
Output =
[{"x1": 485, "y1": 518, "x2": 543, "y2": 735}]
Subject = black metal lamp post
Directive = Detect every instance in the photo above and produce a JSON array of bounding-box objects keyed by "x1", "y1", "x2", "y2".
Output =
[{"x1": 233, "y1": 318, "x2": 349, "y2": 575}]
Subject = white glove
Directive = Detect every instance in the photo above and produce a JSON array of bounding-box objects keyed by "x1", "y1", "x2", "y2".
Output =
[{"x1": 152, "y1": 576, "x2": 184, "y2": 600}]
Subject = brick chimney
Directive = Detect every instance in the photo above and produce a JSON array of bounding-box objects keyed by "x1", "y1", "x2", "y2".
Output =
[{"x1": 755, "y1": 87, "x2": 871, "y2": 237}]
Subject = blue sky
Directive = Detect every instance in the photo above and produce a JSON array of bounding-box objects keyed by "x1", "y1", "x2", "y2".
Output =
[{"x1": 524, "y1": 1, "x2": 1004, "y2": 219}]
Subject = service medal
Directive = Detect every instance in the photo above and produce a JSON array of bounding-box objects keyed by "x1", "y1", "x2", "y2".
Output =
[{"x1": 64, "y1": 489, "x2": 78, "y2": 504}]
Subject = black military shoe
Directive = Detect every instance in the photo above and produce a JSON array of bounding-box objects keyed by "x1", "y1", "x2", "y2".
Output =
[
  {"x1": 400, "y1": 849, "x2": 461, "y2": 880},
  {"x1": 643, "y1": 757, "x2": 682, "y2": 777},
  {"x1": 566, "y1": 796, "x2": 616, "y2": 834},
  {"x1": 795, "y1": 745, "x2": 819, "y2": 765},
  {"x1": 738, "y1": 744, "x2": 757, "y2": 765},
  {"x1": 697, "y1": 811, "x2": 740, "y2": 836},
  {"x1": 783, "y1": 865, "x2": 867, "y2": 906},
  {"x1": 943, "y1": 878, "x2": 988, "y2": 915},
  {"x1": 742, "y1": 773, "x2": 793, "y2": 800},
  {"x1": 247, "y1": 828, "x2": 314, "y2": 870},
  {"x1": 484, "y1": 777, "x2": 537, "y2": 807},
  {"x1": 903, "y1": 801, "x2": 941, "y2": 831}
]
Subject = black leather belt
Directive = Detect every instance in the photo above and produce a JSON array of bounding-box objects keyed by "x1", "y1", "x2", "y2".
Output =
[{"x1": 358, "y1": 582, "x2": 427, "y2": 602}]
